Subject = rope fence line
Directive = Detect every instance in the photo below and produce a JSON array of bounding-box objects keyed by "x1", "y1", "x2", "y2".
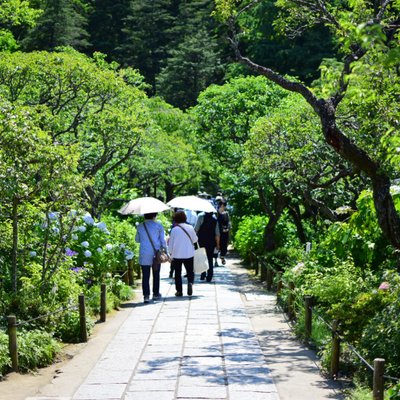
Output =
[
  {"x1": 311, "y1": 307, "x2": 399, "y2": 382},
  {"x1": 16, "y1": 304, "x2": 79, "y2": 327},
  {"x1": 249, "y1": 252, "x2": 400, "y2": 398}
]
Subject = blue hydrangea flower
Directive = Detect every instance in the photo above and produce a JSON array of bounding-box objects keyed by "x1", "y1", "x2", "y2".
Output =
[
  {"x1": 95, "y1": 221, "x2": 107, "y2": 231},
  {"x1": 105, "y1": 243, "x2": 113, "y2": 250},
  {"x1": 124, "y1": 249, "x2": 134, "y2": 260},
  {"x1": 72, "y1": 234, "x2": 78, "y2": 240},
  {"x1": 97, "y1": 247, "x2": 103, "y2": 253},
  {"x1": 48, "y1": 212, "x2": 57, "y2": 220},
  {"x1": 65, "y1": 248, "x2": 78, "y2": 257},
  {"x1": 29, "y1": 251, "x2": 37, "y2": 257},
  {"x1": 78, "y1": 226, "x2": 86, "y2": 232},
  {"x1": 82, "y1": 213, "x2": 95, "y2": 225},
  {"x1": 81, "y1": 241, "x2": 90, "y2": 248},
  {"x1": 84, "y1": 250, "x2": 92, "y2": 257}
]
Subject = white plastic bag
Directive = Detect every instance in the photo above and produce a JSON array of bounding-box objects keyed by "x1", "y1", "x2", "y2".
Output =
[{"x1": 193, "y1": 246, "x2": 208, "y2": 274}]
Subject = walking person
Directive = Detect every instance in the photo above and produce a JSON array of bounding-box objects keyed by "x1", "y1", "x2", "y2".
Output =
[
  {"x1": 195, "y1": 212, "x2": 220, "y2": 282},
  {"x1": 135, "y1": 213, "x2": 167, "y2": 303},
  {"x1": 168, "y1": 210, "x2": 198, "y2": 297},
  {"x1": 217, "y1": 200, "x2": 231, "y2": 265}
]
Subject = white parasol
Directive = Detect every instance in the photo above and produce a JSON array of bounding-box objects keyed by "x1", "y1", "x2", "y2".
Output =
[
  {"x1": 118, "y1": 197, "x2": 170, "y2": 215},
  {"x1": 167, "y1": 195, "x2": 217, "y2": 213}
]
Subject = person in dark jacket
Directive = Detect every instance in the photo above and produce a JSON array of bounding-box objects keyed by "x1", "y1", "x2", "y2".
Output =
[
  {"x1": 195, "y1": 212, "x2": 220, "y2": 282},
  {"x1": 217, "y1": 200, "x2": 231, "y2": 265}
]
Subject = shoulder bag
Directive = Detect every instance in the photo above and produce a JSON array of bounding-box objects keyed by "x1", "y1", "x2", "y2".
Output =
[
  {"x1": 177, "y1": 225, "x2": 208, "y2": 274},
  {"x1": 143, "y1": 222, "x2": 170, "y2": 264}
]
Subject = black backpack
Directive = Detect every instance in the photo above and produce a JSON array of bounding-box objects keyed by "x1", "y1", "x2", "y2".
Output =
[{"x1": 198, "y1": 214, "x2": 217, "y2": 247}]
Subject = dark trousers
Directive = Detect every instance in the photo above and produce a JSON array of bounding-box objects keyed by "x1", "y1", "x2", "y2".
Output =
[
  {"x1": 220, "y1": 232, "x2": 229, "y2": 257},
  {"x1": 172, "y1": 257, "x2": 194, "y2": 293},
  {"x1": 141, "y1": 263, "x2": 160, "y2": 297},
  {"x1": 201, "y1": 246, "x2": 214, "y2": 282}
]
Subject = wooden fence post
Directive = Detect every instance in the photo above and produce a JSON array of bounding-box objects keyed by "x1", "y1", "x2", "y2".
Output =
[
  {"x1": 266, "y1": 266, "x2": 273, "y2": 291},
  {"x1": 127, "y1": 259, "x2": 134, "y2": 285},
  {"x1": 100, "y1": 284, "x2": 106, "y2": 323},
  {"x1": 7, "y1": 315, "x2": 18, "y2": 372},
  {"x1": 330, "y1": 320, "x2": 340, "y2": 378},
  {"x1": 373, "y1": 358, "x2": 385, "y2": 400},
  {"x1": 260, "y1": 260, "x2": 267, "y2": 282},
  {"x1": 304, "y1": 296, "x2": 313, "y2": 342},
  {"x1": 79, "y1": 294, "x2": 88, "y2": 343},
  {"x1": 276, "y1": 274, "x2": 283, "y2": 299},
  {"x1": 288, "y1": 281, "x2": 295, "y2": 319},
  {"x1": 254, "y1": 255, "x2": 259, "y2": 276}
]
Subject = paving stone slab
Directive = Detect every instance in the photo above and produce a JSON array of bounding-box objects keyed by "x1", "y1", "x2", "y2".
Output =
[
  {"x1": 72, "y1": 383, "x2": 126, "y2": 400},
  {"x1": 177, "y1": 385, "x2": 227, "y2": 399},
  {"x1": 179, "y1": 375, "x2": 226, "y2": 386},
  {"x1": 124, "y1": 392, "x2": 175, "y2": 400},
  {"x1": 84, "y1": 368, "x2": 133, "y2": 384},
  {"x1": 128, "y1": 379, "x2": 177, "y2": 391},
  {"x1": 229, "y1": 392, "x2": 280, "y2": 400}
]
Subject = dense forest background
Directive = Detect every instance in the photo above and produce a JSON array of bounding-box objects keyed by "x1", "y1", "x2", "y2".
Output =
[{"x1": 2, "y1": 0, "x2": 335, "y2": 109}]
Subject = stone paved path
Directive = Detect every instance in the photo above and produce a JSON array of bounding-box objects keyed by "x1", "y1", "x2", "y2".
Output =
[{"x1": 27, "y1": 260, "x2": 279, "y2": 400}]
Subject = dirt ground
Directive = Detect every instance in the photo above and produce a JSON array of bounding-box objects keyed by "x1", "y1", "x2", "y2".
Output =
[{"x1": 1, "y1": 341, "x2": 84, "y2": 400}]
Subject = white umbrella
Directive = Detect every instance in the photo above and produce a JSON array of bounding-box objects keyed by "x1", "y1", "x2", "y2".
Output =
[
  {"x1": 118, "y1": 197, "x2": 170, "y2": 215},
  {"x1": 167, "y1": 195, "x2": 217, "y2": 213}
]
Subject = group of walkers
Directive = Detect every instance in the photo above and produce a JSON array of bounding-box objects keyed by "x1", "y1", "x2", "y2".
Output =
[{"x1": 135, "y1": 196, "x2": 231, "y2": 303}]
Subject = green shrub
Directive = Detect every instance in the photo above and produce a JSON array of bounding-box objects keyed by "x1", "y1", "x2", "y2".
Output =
[
  {"x1": 234, "y1": 215, "x2": 268, "y2": 261},
  {"x1": 17, "y1": 329, "x2": 61, "y2": 372},
  {"x1": 53, "y1": 311, "x2": 94, "y2": 343},
  {"x1": 359, "y1": 271, "x2": 400, "y2": 379},
  {"x1": 0, "y1": 331, "x2": 11, "y2": 375}
]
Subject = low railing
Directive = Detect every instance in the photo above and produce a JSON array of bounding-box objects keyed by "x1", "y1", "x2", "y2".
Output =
[{"x1": 249, "y1": 252, "x2": 399, "y2": 400}]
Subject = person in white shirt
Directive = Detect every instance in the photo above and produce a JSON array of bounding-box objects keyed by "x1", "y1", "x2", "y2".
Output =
[
  {"x1": 168, "y1": 210, "x2": 198, "y2": 297},
  {"x1": 185, "y1": 208, "x2": 198, "y2": 227}
]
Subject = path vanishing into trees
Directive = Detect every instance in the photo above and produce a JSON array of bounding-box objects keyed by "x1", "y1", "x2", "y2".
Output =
[{"x1": 2, "y1": 254, "x2": 343, "y2": 400}]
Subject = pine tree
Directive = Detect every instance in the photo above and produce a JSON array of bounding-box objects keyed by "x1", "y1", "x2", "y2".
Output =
[
  {"x1": 156, "y1": 28, "x2": 222, "y2": 109},
  {"x1": 118, "y1": 0, "x2": 177, "y2": 91},
  {"x1": 23, "y1": 0, "x2": 90, "y2": 51},
  {"x1": 88, "y1": 0, "x2": 130, "y2": 60}
]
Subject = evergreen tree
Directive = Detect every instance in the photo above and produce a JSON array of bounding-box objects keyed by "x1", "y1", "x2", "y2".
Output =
[
  {"x1": 88, "y1": 0, "x2": 130, "y2": 60},
  {"x1": 155, "y1": 0, "x2": 227, "y2": 108},
  {"x1": 156, "y1": 28, "x2": 222, "y2": 109},
  {"x1": 22, "y1": 0, "x2": 90, "y2": 51},
  {"x1": 119, "y1": 0, "x2": 177, "y2": 91},
  {"x1": 240, "y1": 1, "x2": 336, "y2": 83}
]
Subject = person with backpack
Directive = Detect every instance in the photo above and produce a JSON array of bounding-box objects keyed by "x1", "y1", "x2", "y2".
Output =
[{"x1": 195, "y1": 212, "x2": 220, "y2": 282}]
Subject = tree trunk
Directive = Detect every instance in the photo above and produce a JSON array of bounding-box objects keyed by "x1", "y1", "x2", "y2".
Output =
[
  {"x1": 319, "y1": 103, "x2": 400, "y2": 249},
  {"x1": 236, "y1": 53, "x2": 400, "y2": 249},
  {"x1": 164, "y1": 180, "x2": 175, "y2": 202},
  {"x1": 258, "y1": 190, "x2": 289, "y2": 252},
  {"x1": 288, "y1": 205, "x2": 307, "y2": 244},
  {"x1": 11, "y1": 197, "x2": 19, "y2": 293}
]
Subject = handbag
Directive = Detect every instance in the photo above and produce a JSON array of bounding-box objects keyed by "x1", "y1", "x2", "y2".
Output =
[
  {"x1": 177, "y1": 225, "x2": 208, "y2": 274},
  {"x1": 143, "y1": 222, "x2": 170, "y2": 264}
]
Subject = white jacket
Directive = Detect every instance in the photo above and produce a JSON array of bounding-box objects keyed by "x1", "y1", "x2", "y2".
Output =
[{"x1": 168, "y1": 223, "x2": 198, "y2": 259}]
